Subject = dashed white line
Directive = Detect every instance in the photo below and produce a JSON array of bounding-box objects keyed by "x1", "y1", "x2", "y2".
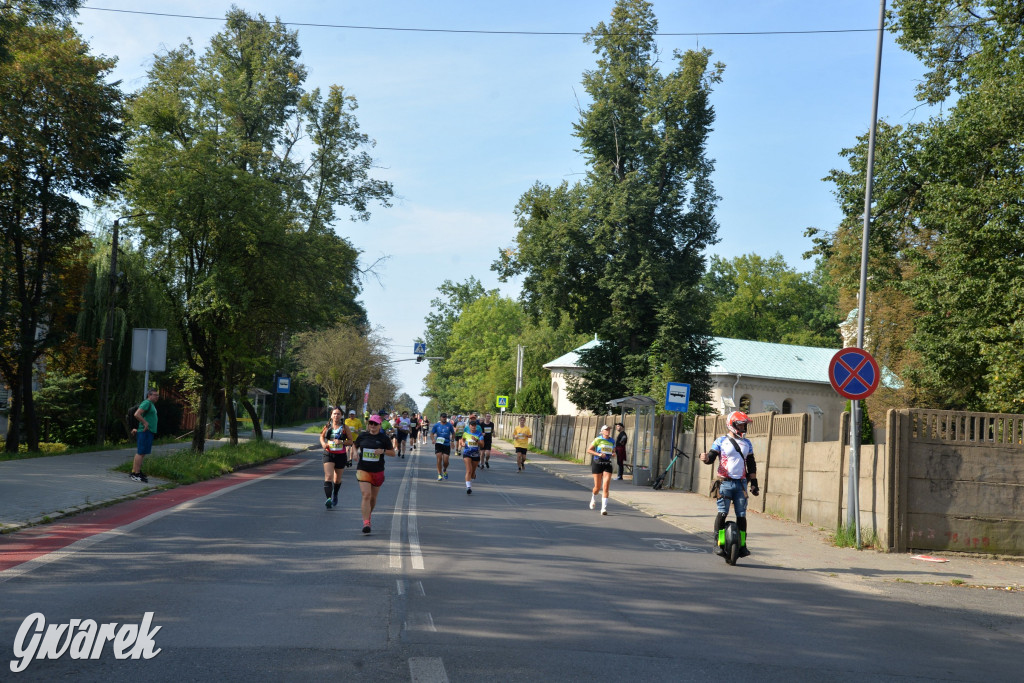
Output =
[{"x1": 409, "y1": 656, "x2": 448, "y2": 682}]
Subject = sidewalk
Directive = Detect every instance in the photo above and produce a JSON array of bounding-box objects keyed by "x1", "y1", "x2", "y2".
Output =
[{"x1": 492, "y1": 437, "x2": 1024, "y2": 591}]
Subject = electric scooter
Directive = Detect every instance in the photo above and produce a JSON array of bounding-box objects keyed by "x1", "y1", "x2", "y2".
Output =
[{"x1": 652, "y1": 446, "x2": 688, "y2": 490}]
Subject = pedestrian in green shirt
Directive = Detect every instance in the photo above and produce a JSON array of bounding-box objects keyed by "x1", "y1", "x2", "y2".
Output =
[{"x1": 130, "y1": 388, "x2": 160, "y2": 483}]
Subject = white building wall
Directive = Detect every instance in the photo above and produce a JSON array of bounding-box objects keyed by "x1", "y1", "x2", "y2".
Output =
[{"x1": 710, "y1": 377, "x2": 846, "y2": 442}]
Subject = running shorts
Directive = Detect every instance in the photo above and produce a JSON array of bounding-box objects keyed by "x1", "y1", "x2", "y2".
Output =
[{"x1": 356, "y1": 470, "x2": 386, "y2": 487}]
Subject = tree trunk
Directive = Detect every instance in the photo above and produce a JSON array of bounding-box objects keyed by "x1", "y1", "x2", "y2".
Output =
[
  {"x1": 226, "y1": 384, "x2": 239, "y2": 446},
  {"x1": 191, "y1": 387, "x2": 209, "y2": 453},
  {"x1": 20, "y1": 356, "x2": 38, "y2": 451},
  {"x1": 240, "y1": 396, "x2": 263, "y2": 440},
  {"x1": 5, "y1": 369, "x2": 21, "y2": 451}
]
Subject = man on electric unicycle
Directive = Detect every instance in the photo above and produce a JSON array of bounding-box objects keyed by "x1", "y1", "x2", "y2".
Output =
[{"x1": 700, "y1": 411, "x2": 759, "y2": 558}]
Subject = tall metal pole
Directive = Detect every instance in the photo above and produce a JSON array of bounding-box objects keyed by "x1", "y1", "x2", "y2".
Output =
[
  {"x1": 96, "y1": 218, "x2": 121, "y2": 445},
  {"x1": 96, "y1": 213, "x2": 152, "y2": 445},
  {"x1": 849, "y1": 0, "x2": 887, "y2": 549}
]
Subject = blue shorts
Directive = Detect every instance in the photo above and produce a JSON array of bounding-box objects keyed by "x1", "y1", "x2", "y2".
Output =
[{"x1": 137, "y1": 430, "x2": 155, "y2": 456}]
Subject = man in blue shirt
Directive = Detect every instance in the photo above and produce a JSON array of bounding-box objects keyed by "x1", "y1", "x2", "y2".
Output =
[{"x1": 430, "y1": 413, "x2": 456, "y2": 481}]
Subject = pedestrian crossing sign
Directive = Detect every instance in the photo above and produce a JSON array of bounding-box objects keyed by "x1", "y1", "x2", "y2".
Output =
[{"x1": 496, "y1": 395, "x2": 509, "y2": 408}]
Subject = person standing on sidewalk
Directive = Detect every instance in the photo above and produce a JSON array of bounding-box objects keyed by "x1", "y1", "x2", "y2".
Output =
[
  {"x1": 700, "y1": 411, "x2": 759, "y2": 558},
  {"x1": 352, "y1": 414, "x2": 396, "y2": 533},
  {"x1": 319, "y1": 408, "x2": 352, "y2": 509},
  {"x1": 431, "y1": 413, "x2": 455, "y2": 480},
  {"x1": 512, "y1": 416, "x2": 532, "y2": 471},
  {"x1": 614, "y1": 423, "x2": 628, "y2": 480},
  {"x1": 479, "y1": 413, "x2": 495, "y2": 468},
  {"x1": 129, "y1": 389, "x2": 160, "y2": 483},
  {"x1": 587, "y1": 424, "x2": 615, "y2": 515}
]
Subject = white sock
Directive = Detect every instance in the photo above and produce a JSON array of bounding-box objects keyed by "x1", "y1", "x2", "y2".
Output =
[
  {"x1": 466, "y1": 481, "x2": 472, "y2": 488},
  {"x1": 590, "y1": 494, "x2": 596, "y2": 504},
  {"x1": 601, "y1": 497, "x2": 608, "y2": 509}
]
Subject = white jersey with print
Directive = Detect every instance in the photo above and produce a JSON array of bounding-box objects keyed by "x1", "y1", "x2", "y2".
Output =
[{"x1": 712, "y1": 435, "x2": 753, "y2": 480}]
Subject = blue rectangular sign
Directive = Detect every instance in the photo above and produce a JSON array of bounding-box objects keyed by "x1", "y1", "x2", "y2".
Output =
[
  {"x1": 413, "y1": 342, "x2": 427, "y2": 355},
  {"x1": 276, "y1": 376, "x2": 290, "y2": 394},
  {"x1": 665, "y1": 382, "x2": 690, "y2": 412}
]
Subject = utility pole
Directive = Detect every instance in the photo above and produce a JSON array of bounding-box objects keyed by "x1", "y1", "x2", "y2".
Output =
[
  {"x1": 848, "y1": 0, "x2": 887, "y2": 549},
  {"x1": 96, "y1": 213, "x2": 153, "y2": 445}
]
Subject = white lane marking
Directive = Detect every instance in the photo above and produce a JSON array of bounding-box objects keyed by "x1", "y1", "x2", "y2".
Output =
[
  {"x1": 404, "y1": 612, "x2": 437, "y2": 633},
  {"x1": 408, "y1": 454, "x2": 424, "y2": 570},
  {"x1": 389, "y1": 448, "x2": 416, "y2": 569},
  {"x1": 0, "y1": 458, "x2": 311, "y2": 583},
  {"x1": 397, "y1": 579, "x2": 406, "y2": 595},
  {"x1": 415, "y1": 580, "x2": 425, "y2": 596},
  {"x1": 409, "y1": 657, "x2": 449, "y2": 683}
]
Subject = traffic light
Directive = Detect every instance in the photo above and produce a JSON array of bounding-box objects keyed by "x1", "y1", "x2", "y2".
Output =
[{"x1": 416, "y1": 355, "x2": 425, "y2": 363}]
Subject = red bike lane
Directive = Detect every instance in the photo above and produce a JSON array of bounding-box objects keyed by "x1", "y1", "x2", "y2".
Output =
[{"x1": 0, "y1": 455, "x2": 308, "y2": 575}]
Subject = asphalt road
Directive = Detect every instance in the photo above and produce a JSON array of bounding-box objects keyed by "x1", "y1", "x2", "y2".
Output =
[{"x1": 1, "y1": 426, "x2": 1021, "y2": 681}]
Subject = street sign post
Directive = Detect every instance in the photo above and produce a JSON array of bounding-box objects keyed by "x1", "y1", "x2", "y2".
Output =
[
  {"x1": 828, "y1": 348, "x2": 879, "y2": 400},
  {"x1": 828, "y1": 346, "x2": 880, "y2": 552},
  {"x1": 496, "y1": 395, "x2": 509, "y2": 410},
  {"x1": 664, "y1": 382, "x2": 690, "y2": 413}
]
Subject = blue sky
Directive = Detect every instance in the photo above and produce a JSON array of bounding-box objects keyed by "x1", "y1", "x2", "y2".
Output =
[{"x1": 76, "y1": 1, "x2": 933, "y2": 410}]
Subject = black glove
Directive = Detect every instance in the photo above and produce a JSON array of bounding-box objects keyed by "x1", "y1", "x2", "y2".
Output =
[{"x1": 749, "y1": 478, "x2": 760, "y2": 496}]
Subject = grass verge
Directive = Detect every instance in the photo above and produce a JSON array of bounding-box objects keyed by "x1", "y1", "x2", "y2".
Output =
[
  {"x1": 113, "y1": 440, "x2": 293, "y2": 485},
  {"x1": 0, "y1": 435, "x2": 188, "y2": 462},
  {"x1": 831, "y1": 522, "x2": 881, "y2": 550}
]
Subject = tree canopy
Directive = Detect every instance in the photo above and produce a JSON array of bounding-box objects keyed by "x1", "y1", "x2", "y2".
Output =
[
  {"x1": 494, "y1": 0, "x2": 722, "y2": 412},
  {"x1": 811, "y1": 0, "x2": 1024, "y2": 414},
  {"x1": 122, "y1": 9, "x2": 392, "y2": 448},
  {"x1": 0, "y1": 16, "x2": 124, "y2": 450}
]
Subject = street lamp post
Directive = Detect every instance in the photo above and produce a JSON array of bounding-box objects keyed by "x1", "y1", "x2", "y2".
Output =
[{"x1": 96, "y1": 213, "x2": 153, "y2": 445}]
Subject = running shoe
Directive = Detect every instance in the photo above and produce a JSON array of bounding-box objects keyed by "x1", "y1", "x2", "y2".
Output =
[
  {"x1": 485, "y1": 461, "x2": 490, "y2": 468},
  {"x1": 437, "y1": 474, "x2": 443, "y2": 481},
  {"x1": 325, "y1": 498, "x2": 333, "y2": 509},
  {"x1": 601, "y1": 508, "x2": 608, "y2": 516},
  {"x1": 466, "y1": 487, "x2": 472, "y2": 495},
  {"x1": 130, "y1": 472, "x2": 142, "y2": 482},
  {"x1": 332, "y1": 494, "x2": 339, "y2": 507},
  {"x1": 362, "y1": 521, "x2": 371, "y2": 534},
  {"x1": 443, "y1": 471, "x2": 448, "y2": 480},
  {"x1": 589, "y1": 499, "x2": 596, "y2": 510}
]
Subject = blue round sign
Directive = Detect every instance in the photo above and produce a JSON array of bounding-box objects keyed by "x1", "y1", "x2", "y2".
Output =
[{"x1": 828, "y1": 348, "x2": 880, "y2": 400}]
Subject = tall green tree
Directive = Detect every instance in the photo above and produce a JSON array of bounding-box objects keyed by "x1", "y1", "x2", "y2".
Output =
[
  {"x1": 0, "y1": 18, "x2": 125, "y2": 451},
  {"x1": 814, "y1": 1, "x2": 1024, "y2": 413},
  {"x1": 123, "y1": 9, "x2": 391, "y2": 450},
  {"x1": 421, "y1": 277, "x2": 486, "y2": 412},
  {"x1": 495, "y1": 0, "x2": 722, "y2": 412},
  {"x1": 702, "y1": 253, "x2": 841, "y2": 348}
]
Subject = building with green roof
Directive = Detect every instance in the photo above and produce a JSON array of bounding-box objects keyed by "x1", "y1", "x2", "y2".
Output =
[{"x1": 544, "y1": 336, "x2": 852, "y2": 441}]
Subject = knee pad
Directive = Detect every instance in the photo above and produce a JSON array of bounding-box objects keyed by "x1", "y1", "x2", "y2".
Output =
[
  {"x1": 714, "y1": 513, "x2": 726, "y2": 532},
  {"x1": 737, "y1": 516, "x2": 747, "y2": 533}
]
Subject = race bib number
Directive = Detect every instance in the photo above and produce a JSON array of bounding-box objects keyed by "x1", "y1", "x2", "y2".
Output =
[
  {"x1": 435, "y1": 436, "x2": 446, "y2": 445},
  {"x1": 484, "y1": 427, "x2": 492, "y2": 434},
  {"x1": 327, "y1": 439, "x2": 344, "y2": 452},
  {"x1": 361, "y1": 448, "x2": 381, "y2": 462},
  {"x1": 600, "y1": 444, "x2": 614, "y2": 455}
]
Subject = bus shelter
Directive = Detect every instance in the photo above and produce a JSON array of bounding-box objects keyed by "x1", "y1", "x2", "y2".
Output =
[{"x1": 607, "y1": 395, "x2": 657, "y2": 486}]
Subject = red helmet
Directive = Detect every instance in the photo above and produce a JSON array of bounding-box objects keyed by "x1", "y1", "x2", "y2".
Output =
[{"x1": 727, "y1": 411, "x2": 750, "y2": 436}]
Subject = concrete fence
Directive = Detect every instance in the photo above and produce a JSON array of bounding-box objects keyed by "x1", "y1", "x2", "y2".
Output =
[{"x1": 496, "y1": 407, "x2": 1024, "y2": 556}]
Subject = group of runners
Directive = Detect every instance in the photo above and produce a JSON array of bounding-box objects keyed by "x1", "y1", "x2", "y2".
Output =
[
  {"x1": 317, "y1": 408, "x2": 531, "y2": 528},
  {"x1": 317, "y1": 405, "x2": 756, "y2": 556}
]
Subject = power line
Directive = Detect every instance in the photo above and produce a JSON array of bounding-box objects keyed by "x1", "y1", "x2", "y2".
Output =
[{"x1": 82, "y1": 5, "x2": 888, "y2": 37}]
